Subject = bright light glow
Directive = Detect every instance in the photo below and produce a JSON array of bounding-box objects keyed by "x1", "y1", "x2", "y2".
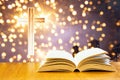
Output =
[
  {"x1": 17, "y1": 54, "x2": 22, "y2": 61},
  {"x1": 58, "y1": 39, "x2": 63, "y2": 44},
  {"x1": 82, "y1": 12, "x2": 86, "y2": 17},
  {"x1": 0, "y1": 0, "x2": 119, "y2": 62},
  {"x1": 1, "y1": 52, "x2": 6, "y2": 59},
  {"x1": 67, "y1": 16, "x2": 72, "y2": 21},
  {"x1": 59, "y1": 8, "x2": 63, "y2": 13},
  {"x1": 80, "y1": 4, "x2": 84, "y2": 8},
  {"x1": 72, "y1": 11, "x2": 77, "y2": 15}
]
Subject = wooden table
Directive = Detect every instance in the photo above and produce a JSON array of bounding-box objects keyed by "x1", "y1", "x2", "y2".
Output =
[{"x1": 0, "y1": 62, "x2": 120, "y2": 80}]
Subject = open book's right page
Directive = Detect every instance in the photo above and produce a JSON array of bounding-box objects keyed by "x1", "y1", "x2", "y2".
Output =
[{"x1": 74, "y1": 48, "x2": 108, "y2": 66}]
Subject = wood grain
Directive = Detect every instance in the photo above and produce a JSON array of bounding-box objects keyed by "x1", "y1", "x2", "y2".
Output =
[{"x1": 0, "y1": 62, "x2": 120, "y2": 80}]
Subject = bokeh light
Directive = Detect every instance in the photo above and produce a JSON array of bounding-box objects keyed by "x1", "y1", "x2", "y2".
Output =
[{"x1": 0, "y1": 0, "x2": 120, "y2": 62}]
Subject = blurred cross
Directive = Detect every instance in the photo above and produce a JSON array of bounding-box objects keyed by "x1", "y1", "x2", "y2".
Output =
[{"x1": 28, "y1": 7, "x2": 45, "y2": 57}]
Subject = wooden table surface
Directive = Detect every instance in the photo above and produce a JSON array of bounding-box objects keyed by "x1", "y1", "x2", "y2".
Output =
[{"x1": 0, "y1": 62, "x2": 120, "y2": 80}]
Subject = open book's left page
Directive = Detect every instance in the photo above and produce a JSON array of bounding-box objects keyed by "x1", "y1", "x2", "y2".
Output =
[
  {"x1": 39, "y1": 50, "x2": 76, "y2": 72},
  {"x1": 45, "y1": 50, "x2": 74, "y2": 62}
]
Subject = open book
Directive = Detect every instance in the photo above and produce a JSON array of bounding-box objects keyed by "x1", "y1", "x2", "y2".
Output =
[{"x1": 38, "y1": 48, "x2": 116, "y2": 72}]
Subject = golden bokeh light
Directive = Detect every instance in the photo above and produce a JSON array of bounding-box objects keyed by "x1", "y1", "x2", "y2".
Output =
[
  {"x1": 0, "y1": 0, "x2": 119, "y2": 62},
  {"x1": 1, "y1": 52, "x2": 6, "y2": 59}
]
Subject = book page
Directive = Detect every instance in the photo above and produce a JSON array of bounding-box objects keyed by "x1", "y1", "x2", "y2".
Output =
[
  {"x1": 45, "y1": 50, "x2": 74, "y2": 63},
  {"x1": 74, "y1": 48, "x2": 108, "y2": 66},
  {"x1": 79, "y1": 63, "x2": 116, "y2": 72},
  {"x1": 77, "y1": 54, "x2": 110, "y2": 67}
]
